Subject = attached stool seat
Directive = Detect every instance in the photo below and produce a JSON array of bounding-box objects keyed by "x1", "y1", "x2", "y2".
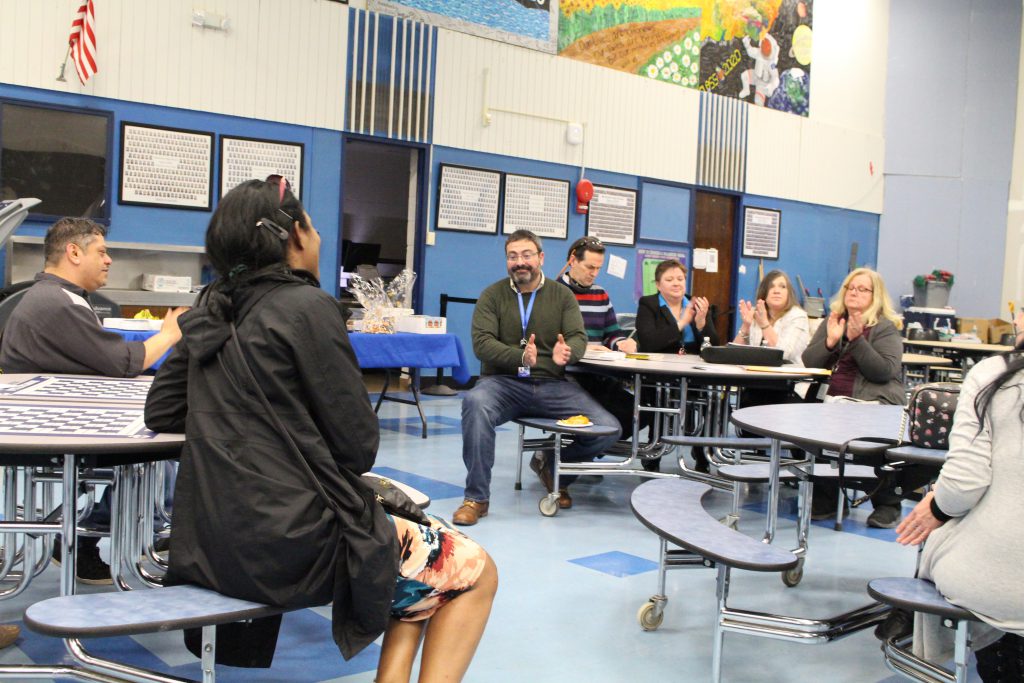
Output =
[
  {"x1": 512, "y1": 417, "x2": 618, "y2": 517},
  {"x1": 868, "y1": 577, "x2": 979, "y2": 683},
  {"x1": 6, "y1": 584, "x2": 291, "y2": 682}
]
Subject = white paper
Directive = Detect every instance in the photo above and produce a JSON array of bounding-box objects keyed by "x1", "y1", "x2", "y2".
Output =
[
  {"x1": 706, "y1": 248, "x2": 719, "y2": 273},
  {"x1": 738, "y1": 264, "x2": 747, "y2": 274},
  {"x1": 606, "y1": 254, "x2": 627, "y2": 279},
  {"x1": 692, "y1": 248, "x2": 708, "y2": 269}
]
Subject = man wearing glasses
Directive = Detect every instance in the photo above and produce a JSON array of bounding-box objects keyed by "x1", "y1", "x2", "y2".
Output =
[{"x1": 453, "y1": 230, "x2": 621, "y2": 525}]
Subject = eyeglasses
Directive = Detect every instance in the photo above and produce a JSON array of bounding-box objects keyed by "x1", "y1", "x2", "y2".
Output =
[
  {"x1": 845, "y1": 285, "x2": 873, "y2": 294},
  {"x1": 506, "y1": 251, "x2": 538, "y2": 263}
]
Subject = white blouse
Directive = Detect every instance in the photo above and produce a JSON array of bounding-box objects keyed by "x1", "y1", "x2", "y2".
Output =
[{"x1": 748, "y1": 305, "x2": 810, "y2": 365}]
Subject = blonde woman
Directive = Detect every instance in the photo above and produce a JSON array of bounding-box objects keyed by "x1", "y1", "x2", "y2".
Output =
[
  {"x1": 733, "y1": 270, "x2": 809, "y2": 365},
  {"x1": 802, "y1": 267, "x2": 910, "y2": 528}
]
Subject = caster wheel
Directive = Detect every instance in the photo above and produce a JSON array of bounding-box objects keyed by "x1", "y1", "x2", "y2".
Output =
[
  {"x1": 637, "y1": 600, "x2": 665, "y2": 631},
  {"x1": 538, "y1": 495, "x2": 559, "y2": 517},
  {"x1": 781, "y1": 565, "x2": 804, "y2": 587}
]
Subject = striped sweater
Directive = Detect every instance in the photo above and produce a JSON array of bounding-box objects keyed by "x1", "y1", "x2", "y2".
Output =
[{"x1": 558, "y1": 273, "x2": 627, "y2": 350}]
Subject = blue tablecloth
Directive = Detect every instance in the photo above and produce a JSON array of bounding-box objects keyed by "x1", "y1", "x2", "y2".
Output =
[
  {"x1": 349, "y1": 332, "x2": 470, "y2": 385},
  {"x1": 113, "y1": 329, "x2": 470, "y2": 385}
]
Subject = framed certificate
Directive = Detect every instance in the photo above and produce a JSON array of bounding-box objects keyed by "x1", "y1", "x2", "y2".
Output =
[{"x1": 220, "y1": 135, "x2": 303, "y2": 199}]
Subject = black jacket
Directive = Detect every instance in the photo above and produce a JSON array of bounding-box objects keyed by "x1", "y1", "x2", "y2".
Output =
[
  {"x1": 635, "y1": 293, "x2": 720, "y2": 354},
  {"x1": 145, "y1": 269, "x2": 398, "y2": 661}
]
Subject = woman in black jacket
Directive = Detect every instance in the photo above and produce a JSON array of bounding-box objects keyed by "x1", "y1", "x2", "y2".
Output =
[
  {"x1": 636, "y1": 259, "x2": 719, "y2": 354},
  {"x1": 145, "y1": 177, "x2": 496, "y2": 682}
]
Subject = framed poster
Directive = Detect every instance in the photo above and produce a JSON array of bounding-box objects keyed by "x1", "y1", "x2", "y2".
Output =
[
  {"x1": 435, "y1": 164, "x2": 501, "y2": 234},
  {"x1": 220, "y1": 136, "x2": 303, "y2": 199},
  {"x1": 502, "y1": 173, "x2": 568, "y2": 239},
  {"x1": 742, "y1": 206, "x2": 781, "y2": 259},
  {"x1": 119, "y1": 122, "x2": 213, "y2": 210},
  {"x1": 586, "y1": 185, "x2": 637, "y2": 246}
]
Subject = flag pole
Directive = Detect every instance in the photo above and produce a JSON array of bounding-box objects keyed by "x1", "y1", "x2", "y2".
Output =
[{"x1": 56, "y1": 45, "x2": 72, "y2": 82}]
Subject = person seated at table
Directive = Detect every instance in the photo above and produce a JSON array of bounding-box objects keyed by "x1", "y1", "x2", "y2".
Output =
[
  {"x1": 802, "y1": 267, "x2": 922, "y2": 528},
  {"x1": 636, "y1": 259, "x2": 719, "y2": 354},
  {"x1": 732, "y1": 269, "x2": 809, "y2": 364},
  {"x1": 894, "y1": 352, "x2": 1023, "y2": 681},
  {"x1": 556, "y1": 235, "x2": 638, "y2": 436},
  {"x1": 0, "y1": 216, "x2": 185, "y2": 585},
  {"x1": 635, "y1": 259, "x2": 720, "y2": 472},
  {"x1": 145, "y1": 177, "x2": 497, "y2": 680},
  {"x1": 454, "y1": 229, "x2": 621, "y2": 523}
]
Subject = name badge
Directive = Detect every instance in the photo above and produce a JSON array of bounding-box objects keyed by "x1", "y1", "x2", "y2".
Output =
[{"x1": 517, "y1": 366, "x2": 531, "y2": 378}]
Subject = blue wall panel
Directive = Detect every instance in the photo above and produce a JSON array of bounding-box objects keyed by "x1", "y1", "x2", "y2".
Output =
[
  {"x1": 0, "y1": 83, "x2": 343, "y2": 292},
  {"x1": 638, "y1": 182, "x2": 691, "y2": 244},
  {"x1": 735, "y1": 195, "x2": 880, "y2": 329}
]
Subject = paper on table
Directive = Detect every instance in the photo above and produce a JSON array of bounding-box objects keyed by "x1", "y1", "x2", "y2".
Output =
[
  {"x1": 583, "y1": 347, "x2": 626, "y2": 361},
  {"x1": 606, "y1": 254, "x2": 627, "y2": 279}
]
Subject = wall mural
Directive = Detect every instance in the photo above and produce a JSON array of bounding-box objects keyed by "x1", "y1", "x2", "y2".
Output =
[
  {"x1": 367, "y1": 0, "x2": 559, "y2": 54},
  {"x1": 559, "y1": 0, "x2": 813, "y2": 116}
]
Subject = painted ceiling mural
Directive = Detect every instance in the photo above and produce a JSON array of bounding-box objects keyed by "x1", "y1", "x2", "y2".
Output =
[{"x1": 559, "y1": 0, "x2": 813, "y2": 116}]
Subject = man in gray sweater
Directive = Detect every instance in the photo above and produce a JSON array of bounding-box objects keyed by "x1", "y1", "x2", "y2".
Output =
[
  {"x1": 453, "y1": 230, "x2": 620, "y2": 525},
  {"x1": 0, "y1": 217, "x2": 184, "y2": 585}
]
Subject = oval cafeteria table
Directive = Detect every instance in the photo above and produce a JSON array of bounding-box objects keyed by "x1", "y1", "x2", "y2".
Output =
[{"x1": 0, "y1": 374, "x2": 183, "y2": 598}]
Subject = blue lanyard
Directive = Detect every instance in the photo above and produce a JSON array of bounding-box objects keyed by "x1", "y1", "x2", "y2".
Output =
[{"x1": 518, "y1": 289, "x2": 537, "y2": 344}]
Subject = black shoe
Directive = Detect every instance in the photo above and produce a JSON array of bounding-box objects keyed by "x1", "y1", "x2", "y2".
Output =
[
  {"x1": 867, "y1": 505, "x2": 902, "y2": 529},
  {"x1": 51, "y1": 536, "x2": 113, "y2": 585},
  {"x1": 641, "y1": 457, "x2": 662, "y2": 473},
  {"x1": 874, "y1": 607, "x2": 913, "y2": 641},
  {"x1": 153, "y1": 536, "x2": 171, "y2": 554},
  {"x1": 691, "y1": 448, "x2": 710, "y2": 474}
]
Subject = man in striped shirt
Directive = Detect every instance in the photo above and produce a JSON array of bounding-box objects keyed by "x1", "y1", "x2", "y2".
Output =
[{"x1": 557, "y1": 237, "x2": 638, "y2": 435}]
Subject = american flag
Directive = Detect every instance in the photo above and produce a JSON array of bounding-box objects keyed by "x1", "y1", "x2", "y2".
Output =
[{"x1": 68, "y1": 0, "x2": 97, "y2": 84}]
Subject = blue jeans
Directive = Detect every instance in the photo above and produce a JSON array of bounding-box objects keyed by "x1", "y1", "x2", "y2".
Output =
[{"x1": 461, "y1": 375, "x2": 621, "y2": 502}]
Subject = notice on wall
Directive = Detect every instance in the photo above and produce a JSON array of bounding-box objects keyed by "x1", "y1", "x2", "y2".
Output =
[
  {"x1": 635, "y1": 247, "x2": 687, "y2": 300},
  {"x1": 742, "y1": 206, "x2": 781, "y2": 259}
]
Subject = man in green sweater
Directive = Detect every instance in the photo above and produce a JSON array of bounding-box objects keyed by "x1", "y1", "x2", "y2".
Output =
[{"x1": 453, "y1": 230, "x2": 621, "y2": 526}]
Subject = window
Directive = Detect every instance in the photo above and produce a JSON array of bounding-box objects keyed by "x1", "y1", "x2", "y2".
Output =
[{"x1": 0, "y1": 100, "x2": 112, "y2": 220}]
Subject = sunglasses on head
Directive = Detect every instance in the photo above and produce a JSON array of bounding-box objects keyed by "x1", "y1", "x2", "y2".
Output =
[{"x1": 265, "y1": 174, "x2": 293, "y2": 204}]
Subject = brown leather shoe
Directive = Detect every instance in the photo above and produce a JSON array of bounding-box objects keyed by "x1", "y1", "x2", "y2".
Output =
[
  {"x1": 452, "y1": 500, "x2": 489, "y2": 526},
  {"x1": 557, "y1": 489, "x2": 572, "y2": 509},
  {"x1": 0, "y1": 624, "x2": 19, "y2": 649},
  {"x1": 530, "y1": 452, "x2": 555, "y2": 492}
]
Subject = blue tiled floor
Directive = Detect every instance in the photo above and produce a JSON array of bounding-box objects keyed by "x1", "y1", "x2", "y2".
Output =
[{"x1": 0, "y1": 392, "x2": 957, "y2": 682}]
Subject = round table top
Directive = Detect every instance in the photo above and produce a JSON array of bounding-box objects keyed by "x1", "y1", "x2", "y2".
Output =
[
  {"x1": 579, "y1": 352, "x2": 827, "y2": 382},
  {"x1": 731, "y1": 403, "x2": 904, "y2": 455},
  {"x1": 903, "y1": 339, "x2": 1012, "y2": 353},
  {"x1": 901, "y1": 353, "x2": 953, "y2": 366}
]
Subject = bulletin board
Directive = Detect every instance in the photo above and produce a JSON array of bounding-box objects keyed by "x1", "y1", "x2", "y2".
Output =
[
  {"x1": 502, "y1": 173, "x2": 568, "y2": 239},
  {"x1": 742, "y1": 206, "x2": 781, "y2": 259},
  {"x1": 587, "y1": 185, "x2": 637, "y2": 245},
  {"x1": 221, "y1": 136, "x2": 303, "y2": 199},
  {"x1": 436, "y1": 164, "x2": 501, "y2": 234},
  {"x1": 119, "y1": 122, "x2": 213, "y2": 210}
]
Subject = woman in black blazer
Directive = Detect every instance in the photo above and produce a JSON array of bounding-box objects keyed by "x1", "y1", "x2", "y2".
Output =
[{"x1": 636, "y1": 259, "x2": 719, "y2": 354}]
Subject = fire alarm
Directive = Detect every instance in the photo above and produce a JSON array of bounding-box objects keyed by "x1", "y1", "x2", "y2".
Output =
[{"x1": 576, "y1": 178, "x2": 594, "y2": 214}]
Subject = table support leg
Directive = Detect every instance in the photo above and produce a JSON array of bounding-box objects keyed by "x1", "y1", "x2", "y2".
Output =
[
  {"x1": 61, "y1": 454, "x2": 77, "y2": 597},
  {"x1": 763, "y1": 438, "x2": 781, "y2": 544}
]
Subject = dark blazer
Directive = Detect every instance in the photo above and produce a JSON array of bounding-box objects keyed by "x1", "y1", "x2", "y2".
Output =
[{"x1": 636, "y1": 293, "x2": 720, "y2": 354}]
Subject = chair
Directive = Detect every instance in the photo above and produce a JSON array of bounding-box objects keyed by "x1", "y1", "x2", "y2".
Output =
[
  {"x1": 618, "y1": 313, "x2": 637, "y2": 332},
  {"x1": 0, "y1": 285, "x2": 32, "y2": 332}
]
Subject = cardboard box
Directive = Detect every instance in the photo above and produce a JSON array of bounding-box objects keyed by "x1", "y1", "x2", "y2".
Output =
[
  {"x1": 396, "y1": 315, "x2": 447, "y2": 334},
  {"x1": 958, "y1": 317, "x2": 1013, "y2": 344},
  {"x1": 141, "y1": 273, "x2": 192, "y2": 293}
]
